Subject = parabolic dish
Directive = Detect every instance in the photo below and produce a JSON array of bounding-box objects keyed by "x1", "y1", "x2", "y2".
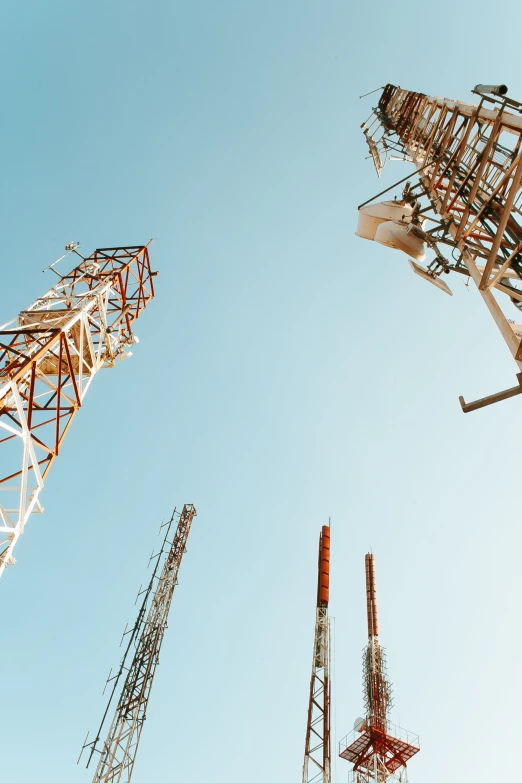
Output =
[{"x1": 408, "y1": 259, "x2": 453, "y2": 296}]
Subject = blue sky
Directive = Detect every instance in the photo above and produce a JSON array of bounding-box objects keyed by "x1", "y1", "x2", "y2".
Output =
[{"x1": 2, "y1": 1, "x2": 522, "y2": 781}]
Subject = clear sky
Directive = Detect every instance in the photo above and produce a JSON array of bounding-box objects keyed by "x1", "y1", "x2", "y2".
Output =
[{"x1": 2, "y1": 1, "x2": 522, "y2": 782}]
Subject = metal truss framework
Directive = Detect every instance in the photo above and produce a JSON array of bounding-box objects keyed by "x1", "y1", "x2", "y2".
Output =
[
  {"x1": 339, "y1": 555, "x2": 419, "y2": 783},
  {"x1": 83, "y1": 503, "x2": 196, "y2": 783},
  {"x1": 0, "y1": 246, "x2": 156, "y2": 575},
  {"x1": 303, "y1": 526, "x2": 331, "y2": 783},
  {"x1": 362, "y1": 83, "x2": 522, "y2": 410}
]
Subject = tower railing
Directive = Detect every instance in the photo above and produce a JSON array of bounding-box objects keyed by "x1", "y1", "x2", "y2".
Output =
[{"x1": 339, "y1": 720, "x2": 420, "y2": 756}]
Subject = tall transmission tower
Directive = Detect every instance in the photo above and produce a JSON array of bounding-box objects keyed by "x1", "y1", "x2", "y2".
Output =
[
  {"x1": 303, "y1": 524, "x2": 331, "y2": 783},
  {"x1": 0, "y1": 245, "x2": 156, "y2": 575},
  {"x1": 338, "y1": 554, "x2": 419, "y2": 783},
  {"x1": 81, "y1": 503, "x2": 196, "y2": 783},
  {"x1": 357, "y1": 81, "x2": 522, "y2": 412}
]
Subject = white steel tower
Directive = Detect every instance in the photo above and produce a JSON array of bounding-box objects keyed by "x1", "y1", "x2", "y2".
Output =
[{"x1": 0, "y1": 245, "x2": 156, "y2": 576}]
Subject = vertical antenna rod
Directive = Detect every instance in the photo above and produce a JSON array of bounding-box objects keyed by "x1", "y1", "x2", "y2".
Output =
[
  {"x1": 339, "y1": 554, "x2": 419, "y2": 782},
  {"x1": 363, "y1": 554, "x2": 389, "y2": 733},
  {"x1": 365, "y1": 553, "x2": 379, "y2": 639},
  {"x1": 83, "y1": 503, "x2": 196, "y2": 783},
  {"x1": 302, "y1": 524, "x2": 331, "y2": 783}
]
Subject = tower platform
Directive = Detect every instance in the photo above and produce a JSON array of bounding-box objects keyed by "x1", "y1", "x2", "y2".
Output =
[{"x1": 339, "y1": 721, "x2": 419, "y2": 774}]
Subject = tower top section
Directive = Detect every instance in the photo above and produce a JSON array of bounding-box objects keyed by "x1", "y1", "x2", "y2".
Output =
[
  {"x1": 0, "y1": 245, "x2": 156, "y2": 578},
  {"x1": 365, "y1": 553, "x2": 378, "y2": 638},
  {"x1": 358, "y1": 81, "x2": 522, "y2": 412},
  {"x1": 318, "y1": 524, "x2": 330, "y2": 607}
]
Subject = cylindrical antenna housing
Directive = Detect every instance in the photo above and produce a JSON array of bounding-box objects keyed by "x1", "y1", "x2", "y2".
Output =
[
  {"x1": 318, "y1": 525, "x2": 330, "y2": 605},
  {"x1": 474, "y1": 83, "x2": 508, "y2": 96},
  {"x1": 365, "y1": 553, "x2": 378, "y2": 637}
]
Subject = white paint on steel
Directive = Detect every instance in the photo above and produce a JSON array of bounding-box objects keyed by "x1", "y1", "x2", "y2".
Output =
[{"x1": 0, "y1": 257, "x2": 146, "y2": 577}]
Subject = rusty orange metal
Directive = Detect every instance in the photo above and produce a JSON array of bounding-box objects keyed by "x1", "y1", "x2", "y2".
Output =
[
  {"x1": 318, "y1": 525, "x2": 330, "y2": 605},
  {"x1": 365, "y1": 553, "x2": 378, "y2": 637}
]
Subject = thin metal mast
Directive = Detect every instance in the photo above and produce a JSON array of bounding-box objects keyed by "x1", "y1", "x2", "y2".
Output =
[
  {"x1": 0, "y1": 245, "x2": 156, "y2": 575},
  {"x1": 303, "y1": 524, "x2": 331, "y2": 783},
  {"x1": 363, "y1": 554, "x2": 391, "y2": 736},
  {"x1": 339, "y1": 554, "x2": 419, "y2": 783},
  {"x1": 83, "y1": 503, "x2": 196, "y2": 783}
]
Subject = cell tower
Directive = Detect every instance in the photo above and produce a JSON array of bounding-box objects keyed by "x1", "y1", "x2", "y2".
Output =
[
  {"x1": 338, "y1": 554, "x2": 419, "y2": 783},
  {"x1": 0, "y1": 245, "x2": 156, "y2": 575},
  {"x1": 357, "y1": 82, "x2": 522, "y2": 411},
  {"x1": 81, "y1": 503, "x2": 196, "y2": 783},
  {"x1": 302, "y1": 524, "x2": 331, "y2": 783}
]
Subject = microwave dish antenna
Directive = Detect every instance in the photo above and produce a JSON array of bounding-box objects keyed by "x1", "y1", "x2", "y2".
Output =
[{"x1": 357, "y1": 81, "x2": 522, "y2": 412}]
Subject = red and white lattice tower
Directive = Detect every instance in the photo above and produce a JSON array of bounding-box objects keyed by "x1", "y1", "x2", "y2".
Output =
[
  {"x1": 302, "y1": 524, "x2": 331, "y2": 783},
  {"x1": 338, "y1": 554, "x2": 419, "y2": 783},
  {"x1": 358, "y1": 82, "x2": 522, "y2": 412},
  {"x1": 0, "y1": 245, "x2": 156, "y2": 576}
]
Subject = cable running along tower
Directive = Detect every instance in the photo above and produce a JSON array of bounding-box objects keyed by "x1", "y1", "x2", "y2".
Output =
[
  {"x1": 303, "y1": 524, "x2": 331, "y2": 783},
  {"x1": 358, "y1": 82, "x2": 522, "y2": 412},
  {"x1": 0, "y1": 245, "x2": 156, "y2": 575},
  {"x1": 82, "y1": 503, "x2": 196, "y2": 783},
  {"x1": 338, "y1": 554, "x2": 419, "y2": 783}
]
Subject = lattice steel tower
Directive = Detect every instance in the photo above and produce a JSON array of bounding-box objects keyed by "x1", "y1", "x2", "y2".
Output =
[
  {"x1": 302, "y1": 524, "x2": 331, "y2": 783},
  {"x1": 0, "y1": 245, "x2": 156, "y2": 575},
  {"x1": 338, "y1": 554, "x2": 419, "y2": 783},
  {"x1": 82, "y1": 503, "x2": 196, "y2": 783},
  {"x1": 357, "y1": 82, "x2": 522, "y2": 412}
]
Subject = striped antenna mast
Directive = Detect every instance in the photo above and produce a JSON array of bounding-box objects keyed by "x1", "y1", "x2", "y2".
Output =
[{"x1": 302, "y1": 524, "x2": 331, "y2": 783}]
